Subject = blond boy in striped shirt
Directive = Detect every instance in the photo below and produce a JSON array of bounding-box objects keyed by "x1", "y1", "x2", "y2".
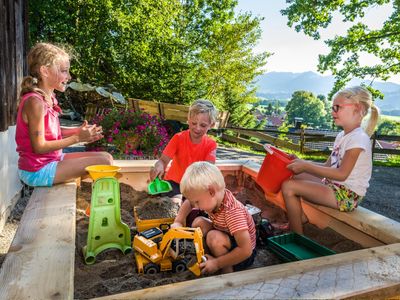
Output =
[{"x1": 180, "y1": 162, "x2": 257, "y2": 274}]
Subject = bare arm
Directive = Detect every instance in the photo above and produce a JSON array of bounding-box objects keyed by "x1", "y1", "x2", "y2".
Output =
[
  {"x1": 24, "y1": 97, "x2": 102, "y2": 154},
  {"x1": 287, "y1": 148, "x2": 363, "y2": 181},
  {"x1": 171, "y1": 200, "x2": 192, "y2": 228},
  {"x1": 150, "y1": 154, "x2": 172, "y2": 181}
]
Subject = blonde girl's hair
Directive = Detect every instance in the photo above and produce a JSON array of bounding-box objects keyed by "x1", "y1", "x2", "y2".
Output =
[
  {"x1": 20, "y1": 42, "x2": 71, "y2": 100},
  {"x1": 188, "y1": 99, "x2": 218, "y2": 124},
  {"x1": 333, "y1": 86, "x2": 380, "y2": 136},
  {"x1": 180, "y1": 162, "x2": 225, "y2": 196}
]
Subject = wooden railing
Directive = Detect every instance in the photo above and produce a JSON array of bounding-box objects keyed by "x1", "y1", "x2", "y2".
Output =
[
  {"x1": 216, "y1": 127, "x2": 400, "y2": 159},
  {"x1": 85, "y1": 98, "x2": 230, "y2": 129}
]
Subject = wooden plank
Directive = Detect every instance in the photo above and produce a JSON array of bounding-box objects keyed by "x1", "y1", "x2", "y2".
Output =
[
  {"x1": 216, "y1": 111, "x2": 230, "y2": 128},
  {"x1": 373, "y1": 148, "x2": 400, "y2": 155},
  {"x1": 137, "y1": 99, "x2": 161, "y2": 115},
  {"x1": 159, "y1": 102, "x2": 189, "y2": 122},
  {"x1": 228, "y1": 128, "x2": 306, "y2": 152},
  {"x1": 315, "y1": 205, "x2": 400, "y2": 244},
  {"x1": 95, "y1": 243, "x2": 400, "y2": 300},
  {"x1": 219, "y1": 133, "x2": 265, "y2": 152},
  {"x1": 127, "y1": 98, "x2": 140, "y2": 111},
  {"x1": 305, "y1": 136, "x2": 336, "y2": 142},
  {"x1": 0, "y1": 183, "x2": 77, "y2": 299}
]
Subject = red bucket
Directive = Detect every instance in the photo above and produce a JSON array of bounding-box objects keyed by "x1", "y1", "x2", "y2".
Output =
[{"x1": 256, "y1": 146, "x2": 294, "y2": 194}]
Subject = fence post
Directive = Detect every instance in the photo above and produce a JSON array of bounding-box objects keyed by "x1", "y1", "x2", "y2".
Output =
[
  {"x1": 371, "y1": 131, "x2": 377, "y2": 161},
  {"x1": 300, "y1": 127, "x2": 305, "y2": 154}
]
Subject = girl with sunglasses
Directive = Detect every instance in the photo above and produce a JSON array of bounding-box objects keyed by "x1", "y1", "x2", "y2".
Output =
[{"x1": 281, "y1": 86, "x2": 379, "y2": 234}]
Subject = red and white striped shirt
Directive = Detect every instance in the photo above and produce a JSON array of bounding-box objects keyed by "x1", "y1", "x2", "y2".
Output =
[{"x1": 208, "y1": 189, "x2": 256, "y2": 250}]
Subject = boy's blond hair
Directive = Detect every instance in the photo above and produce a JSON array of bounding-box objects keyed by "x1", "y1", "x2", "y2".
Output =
[
  {"x1": 180, "y1": 162, "x2": 225, "y2": 195},
  {"x1": 188, "y1": 99, "x2": 218, "y2": 124},
  {"x1": 333, "y1": 86, "x2": 380, "y2": 136}
]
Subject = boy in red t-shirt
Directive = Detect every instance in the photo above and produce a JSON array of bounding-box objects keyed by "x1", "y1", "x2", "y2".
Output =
[
  {"x1": 180, "y1": 161, "x2": 257, "y2": 274},
  {"x1": 149, "y1": 99, "x2": 218, "y2": 224}
]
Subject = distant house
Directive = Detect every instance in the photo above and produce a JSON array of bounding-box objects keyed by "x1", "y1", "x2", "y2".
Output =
[
  {"x1": 266, "y1": 114, "x2": 285, "y2": 127},
  {"x1": 253, "y1": 109, "x2": 265, "y2": 122}
]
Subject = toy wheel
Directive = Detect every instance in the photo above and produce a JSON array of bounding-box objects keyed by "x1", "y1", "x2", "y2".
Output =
[
  {"x1": 172, "y1": 260, "x2": 187, "y2": 273},
  {"x1": 144, "y1": 263, "x2": 160, "y2": 275}
]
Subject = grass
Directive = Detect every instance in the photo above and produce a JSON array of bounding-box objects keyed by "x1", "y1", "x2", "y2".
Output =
[{"x1": 380, "y1": 114, "x2": 400, "y2": 122}]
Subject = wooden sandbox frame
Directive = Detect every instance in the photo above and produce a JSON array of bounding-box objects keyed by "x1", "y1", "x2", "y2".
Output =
[{"x1": 1, "y1": 160, "x2": 400, "y2": 299}]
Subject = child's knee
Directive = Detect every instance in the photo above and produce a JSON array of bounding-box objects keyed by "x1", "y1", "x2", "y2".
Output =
[
  {"x1": 191, "y1": 216, "x2": 206, "y2": 228},
  {"x1": 206, "y1": 230, "x2": 229, "y2": 250},
  {"x1": 281, "y1": 179, "x2": 295, "y2": 196},
  {"x1": 101, "y1": 152, "x2": 113, "y2": 165}
]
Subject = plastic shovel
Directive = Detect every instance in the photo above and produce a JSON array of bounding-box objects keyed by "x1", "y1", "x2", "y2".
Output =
[{"x1": 147, "y1": 177, "x2": 172, "y2": 195}]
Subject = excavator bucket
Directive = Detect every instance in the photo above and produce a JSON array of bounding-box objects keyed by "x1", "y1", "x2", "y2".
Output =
[
  {"x1": 148, "y1": 177, "x2": 172, "y2": 195},
  {"x1": 187, "y1": 255, "x2": 206, "y2": 276},
  {"x1": 187, "y1": 257, "x2": 201, "y2": 276}
]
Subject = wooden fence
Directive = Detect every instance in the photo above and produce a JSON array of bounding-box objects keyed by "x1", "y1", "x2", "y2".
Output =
[
  {"x1": 85, "y1": 98, "x2": 230, "y2": 129},
  {"x1": 85, "y1": 101, "x2": 399, "y2": 160},
  {"x1": 217, "y1": 127, "x2": 400, "y2": 159}
]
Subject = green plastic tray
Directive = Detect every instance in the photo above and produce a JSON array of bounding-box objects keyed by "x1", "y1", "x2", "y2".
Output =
[{"x1": 267, "y1": 232, "x2": 335, "y2": 262}]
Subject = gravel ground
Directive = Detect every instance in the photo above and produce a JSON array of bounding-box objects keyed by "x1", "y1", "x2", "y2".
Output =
[{"x1": 1, "y1": 146, "x2": 399, "y2": 265}]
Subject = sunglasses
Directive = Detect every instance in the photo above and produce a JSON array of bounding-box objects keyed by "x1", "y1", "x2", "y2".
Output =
[{"x1": 331, "y1": 103, "x2": 355, "y2": 113}]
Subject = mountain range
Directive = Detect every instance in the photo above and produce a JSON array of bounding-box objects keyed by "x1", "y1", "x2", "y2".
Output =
[{"x1": 256, "y1": 71, "x2": 400, "y2": 114}]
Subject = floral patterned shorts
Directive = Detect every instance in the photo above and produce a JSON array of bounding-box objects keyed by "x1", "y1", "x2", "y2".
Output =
[{"x1": 322, "y1": 178, "x2": 363, "y2": 212}]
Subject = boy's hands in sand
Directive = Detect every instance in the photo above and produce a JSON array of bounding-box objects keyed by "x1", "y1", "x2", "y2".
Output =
[{"x1": 200, "y1": 254, "x2": 219, "y2": 275}]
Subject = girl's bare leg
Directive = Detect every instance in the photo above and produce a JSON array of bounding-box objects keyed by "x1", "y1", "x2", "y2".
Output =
[
  {"x1": 281, "y1": 179, "x2": 337, "y2": 234},
  {"x1": 54, "y1": 151, "x2": 113, "y2": 184}
]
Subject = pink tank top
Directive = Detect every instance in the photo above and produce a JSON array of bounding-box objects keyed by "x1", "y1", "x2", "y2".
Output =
[{"x1": 16, "y1": 92, "x2": 62, "y2": 172}]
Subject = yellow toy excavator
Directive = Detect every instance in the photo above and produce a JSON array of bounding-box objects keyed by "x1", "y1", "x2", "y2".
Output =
[{"x1": 133, "y1": 227, "x2": 205, "y2": 276}]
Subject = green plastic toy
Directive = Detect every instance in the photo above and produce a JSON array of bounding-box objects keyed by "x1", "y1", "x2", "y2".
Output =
[
  {"x1": 148, "y1": 177, "x2": 172, "y2": 195},
  {"x1": 83, "y1": 177, "x2": 131, "y2": 264}
]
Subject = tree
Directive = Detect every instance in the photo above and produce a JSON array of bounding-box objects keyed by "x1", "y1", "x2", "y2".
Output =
[
  {"x1": 265, "y1": 103, "x2": 274, "y2": 115},
  {"x1": 317, "y1": 94, "x2": 333, "y2": 128},
  {"x1": 282, "y1": 0, "x2": 400, "y2": 97},
  {"x1": 285, "y1": 91, "x2": 327, "y2": 128},
  {"x1": 377, "y1": 119, "x2": 400, "y2": 135},
  {"x1": 28, "y1": 0, "x2": 268, "y2": 126}
]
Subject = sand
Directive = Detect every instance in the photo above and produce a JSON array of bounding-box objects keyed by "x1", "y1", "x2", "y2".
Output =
[{"x1": 74, "y1": 179, "x2": 362, "y2": 299}]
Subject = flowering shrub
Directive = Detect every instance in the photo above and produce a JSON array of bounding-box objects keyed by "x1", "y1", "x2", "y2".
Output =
[{"x1": 89, "y1": 108, "x2": 170, "y2": 158}]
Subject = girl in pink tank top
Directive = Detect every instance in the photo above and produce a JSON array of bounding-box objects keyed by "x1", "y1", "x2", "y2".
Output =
[{"x1": 16, "y1": 43, "x2": 113, "y2": 187}]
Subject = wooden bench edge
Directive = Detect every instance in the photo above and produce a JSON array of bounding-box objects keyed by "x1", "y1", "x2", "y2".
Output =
[{"x1": 0, "y1": 182, "x2": 77, "y2": 299}]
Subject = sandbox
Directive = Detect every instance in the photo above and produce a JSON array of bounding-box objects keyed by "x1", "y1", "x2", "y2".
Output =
[{"x1": 2, "y1": 160, "x2": 400, "y2": 299}]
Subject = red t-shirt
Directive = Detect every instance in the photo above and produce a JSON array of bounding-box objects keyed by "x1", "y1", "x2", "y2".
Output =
[
  {"x1": 208, "y1": 189, "x2": 257, "y2": 250},
  {"x1": 163, "y1": 130, "x2": 217, "y2": 183}
]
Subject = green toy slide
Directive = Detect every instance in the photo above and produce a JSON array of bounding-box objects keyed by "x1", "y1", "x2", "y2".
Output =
[{"x1": 83, "y1": 177, "x2": 131, "y2": 264}]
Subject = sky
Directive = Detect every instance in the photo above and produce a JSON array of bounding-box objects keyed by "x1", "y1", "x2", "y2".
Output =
[{"x1": 235, "y1": 0, "x2": 400, "y2": 84}]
